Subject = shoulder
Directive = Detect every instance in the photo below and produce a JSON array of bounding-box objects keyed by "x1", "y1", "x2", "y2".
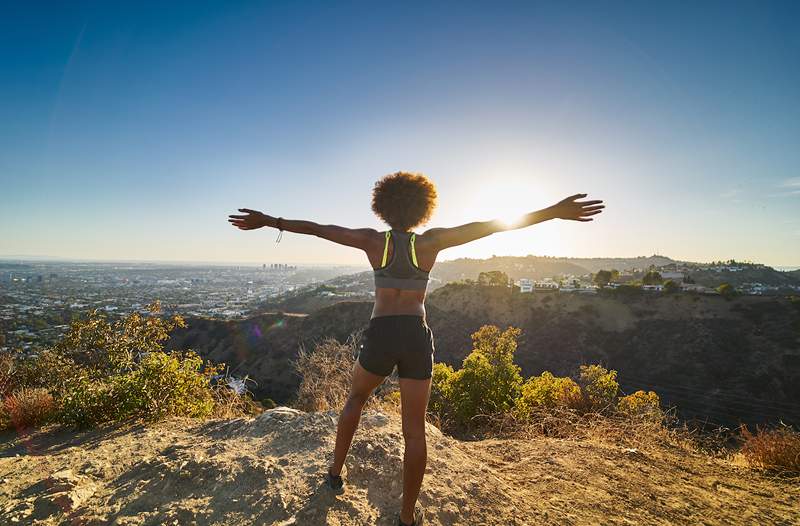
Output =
[
  {"x1": 356, "y1": 228, "x2": 386, "y2": 248},
  {"x1": 417, "y1": 227, "x2": 445, "y2": 242}
]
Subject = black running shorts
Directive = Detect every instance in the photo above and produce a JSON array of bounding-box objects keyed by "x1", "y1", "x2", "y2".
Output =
[{"x1": 358, "y1": 315, "x2": 434, "y2": 380}]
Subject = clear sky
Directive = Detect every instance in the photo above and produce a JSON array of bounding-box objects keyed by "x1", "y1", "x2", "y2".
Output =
[{"x1": 1, "y1": 1, "x2": 799, "y2": 267}]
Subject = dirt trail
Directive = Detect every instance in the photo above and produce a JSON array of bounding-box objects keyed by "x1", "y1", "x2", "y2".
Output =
[{"x1": 1, "y1": 408, "x2": 798, "y2": 525}]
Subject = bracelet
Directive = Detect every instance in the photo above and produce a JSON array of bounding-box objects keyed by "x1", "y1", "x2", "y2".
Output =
[{"x1": 275, "y1": 217, "x2": 283, "y2": 243}]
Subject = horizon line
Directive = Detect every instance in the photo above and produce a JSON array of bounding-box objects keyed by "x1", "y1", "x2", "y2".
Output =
[{"x1": 1, "y1": 253, "x2": 798, "y2": 270}]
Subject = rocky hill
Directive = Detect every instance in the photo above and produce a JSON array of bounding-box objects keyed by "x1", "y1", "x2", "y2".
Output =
[
  {"x1": 2, "y1": 408, "x2": 798, "y2": 525},
  {"x1": 167, "y1": 285, "x2": 800, "y2": 429}
]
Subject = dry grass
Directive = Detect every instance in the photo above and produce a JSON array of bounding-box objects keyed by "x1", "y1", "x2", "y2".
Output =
[
  {"x1": 740, "y1": 425, "x2": 800, "y2": 474},
  {"x1": 292, "y1": 334, "x2": 397, "y2": 413},
  {"x1": 2, "y1": 387, "x2": 56, "y2": 429},
  {"x1": 211, "y1": 385, "x2": 262, "y2": 419},
  {"x1": 293, "y1": 337, "x2": 359, "y2": 412},
  {"x1": 472, "y1": 406, "x2": 693, "y2": 453}
]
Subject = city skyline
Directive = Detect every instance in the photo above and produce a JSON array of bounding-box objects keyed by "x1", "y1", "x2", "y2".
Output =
[{"x1": 2, "y1": 2, "x2": 799, "y2": 266}]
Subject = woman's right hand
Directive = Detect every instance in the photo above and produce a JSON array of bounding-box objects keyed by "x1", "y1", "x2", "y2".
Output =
[{"x1": 228, "y1": 208, "x2": 273, "y2": 230}]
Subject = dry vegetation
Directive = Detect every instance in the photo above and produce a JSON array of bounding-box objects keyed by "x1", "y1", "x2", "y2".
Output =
[
  {"x1": 2, "y1": 387, "x2": 56, "y2": 429},
  {"x1": 740, "y1": 425, "x2": 800, "y2": 474},
  {"x1": 293, "y1": 334, "x2": 399, "y2": 413},
  {"x1": 2, "y1": 312, "x2": 799, "y2": 524}
]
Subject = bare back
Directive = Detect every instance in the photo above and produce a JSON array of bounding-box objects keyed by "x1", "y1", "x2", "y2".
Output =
[{"x1": 366, "y1": 231, "x2": 439, "y2": 318}]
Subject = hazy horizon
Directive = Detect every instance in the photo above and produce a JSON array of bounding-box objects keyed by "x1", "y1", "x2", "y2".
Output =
[
  {"x1": 1, "y1": 252, "x2": 798, "y2": 271},
  {"x1": 2, "y1": 3, "x2": 799, "y2": 266}
]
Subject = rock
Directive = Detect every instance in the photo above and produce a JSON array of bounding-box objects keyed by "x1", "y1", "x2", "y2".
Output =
[
  {"x1": 361, "y1": 412, "x2": 390, "y2": 429},
  {"x1": 47, "y1": 469, "x2": 81, "y2": 492},
  {"x1": 259, "y1": 407, "x2": 304, "y2": 423},
  {"x1": 52, "y1": 483, "x2": 97, "y2": 510}
]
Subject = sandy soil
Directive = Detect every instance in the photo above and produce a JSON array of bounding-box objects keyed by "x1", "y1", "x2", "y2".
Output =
[{"x1": 1, "y1": 408, "x2": 798, "y2": 525}]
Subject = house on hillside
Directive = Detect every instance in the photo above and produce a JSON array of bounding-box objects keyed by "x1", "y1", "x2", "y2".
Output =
[
  {"x1": 661, "y1": 271, "x2": 685, "y2": 282},
  {"x1": 518, "y1": 278, "x2": 533, "y2": 293},
  {"x1": 534, "y1": 280, "x2": 559, "y2": 292},
  {"x1": 680, "y1": 284, "x2": 707, "y2": 293}
]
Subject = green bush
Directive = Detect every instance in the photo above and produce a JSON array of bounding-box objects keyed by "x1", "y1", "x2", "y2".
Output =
[
  {"x1": 432, "y1": 325, "x2": 523, "y2": 427},
  {"x1": 514, "y1": 371, "x2": 582, "y2": 419},
  {"x1": 428, "y1": 362, "x2": 455, "y2": 417},
  {"x1": 579, "y1": 365, "x2": 619, "y2": 410},
  {"x1": 58, "y1": 351, "x2": 219, "y2": 428},
  {"x1": 9, "y1": 302, "x2": 247, "y2": 429},
  {"x1": 54, "y1": 301, "x2": 185, "y2": 371},
  {"x1": 14, "y1": 350, "x2": 81, "y2": 394},
  {"x1": 617, "y1": 390, "x2": 662, "y2": 420}
]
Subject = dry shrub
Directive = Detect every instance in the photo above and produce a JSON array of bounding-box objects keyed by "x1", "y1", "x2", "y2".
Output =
[
  {"x1": 740, "y1": 425, "x2": 800, "y2": 473},
  {"x1": 479, "y1": 406, "x2": 684, "y2": 451},
  {"x1": 293, "y1": 334, "x2": 396, "y2": 412},
  {"x1": 212, "y1": 384, "x2": 262, "y2": 418},
  {"x1": 0, "y1": 352, "x2": 14, "y2": 398},
  {"x1": 294, "y1": 337, "x2": 358, "y2": 412},
  {"x1": 3, "y1": 387, "x2": 56, "y2": 429}
]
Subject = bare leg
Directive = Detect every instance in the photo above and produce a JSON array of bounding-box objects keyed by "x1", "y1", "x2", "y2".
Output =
[
  {"x1": 329, "y1": 361, "x2": 386, "y2": 477},
  {"x1": 399, "y1": 376, "x2": 432, "y2": 525}
]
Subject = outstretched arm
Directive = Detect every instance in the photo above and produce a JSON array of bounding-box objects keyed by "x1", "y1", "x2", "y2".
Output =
[
  {"x1": 228, "y1": 208, "x2": 380, "y2": 251},
  {"x1": 423, "y1": 194, "x2": 604, "y2": 251}
]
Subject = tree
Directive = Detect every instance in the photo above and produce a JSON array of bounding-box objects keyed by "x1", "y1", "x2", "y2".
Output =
[
  {"x1": 478, "y1": 271, "x2": 510, "y2": 287},
  {"x1": 593, "y1": 270, "x2": 613, "y2": 287},
  {"x1": 663, "y1": 279, "x2": 679, "y2": 293},
  {"x1": 642, "y1": 271, "x2": 663, "y2": 285},
  {"x1": 717, "y1": 283, "x2": 737, "y2": 299}
]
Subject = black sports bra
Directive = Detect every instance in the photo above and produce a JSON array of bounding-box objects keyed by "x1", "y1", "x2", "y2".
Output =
[{"x1": 373, "y1": 230, "x2": 430, "y2": 291}]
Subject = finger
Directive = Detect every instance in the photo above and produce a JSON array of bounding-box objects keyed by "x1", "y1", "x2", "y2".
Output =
[
  {"x1": 576, "y1": 217, "x2": 594, "y2": 222},
  {"x1": 580, "y1": 210, "x2": 603, "y2": 217},
  {"x1": 576, "y1": 200, "x2": 603, "y2": 206},
  {"x1": 579, "y1": 205, "x2": 605, "y2": 212},
  {"x1": 228, "y1": 214, "x2": 249, "y2": 219},
  {"x1": 238, "y1": 208, "x2": 257, "y2": 213},
  {"x1": 566, "y1": 193, "x2": 588, "y2": 201}
]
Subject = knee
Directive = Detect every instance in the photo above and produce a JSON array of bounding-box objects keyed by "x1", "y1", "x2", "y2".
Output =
[
  {"x1": 402, "y1": 425, "x2": 426, "y2": 444},
  {"x1": 345, "y1": 392, "x2": 369, "y2": 411}
]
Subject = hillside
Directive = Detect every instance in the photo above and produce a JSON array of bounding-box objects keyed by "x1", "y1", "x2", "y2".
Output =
[
  {"x1": 430, "y1": 255, "x2": 678, "y2": 283},
  {"x1": 2, "y1": 408, "x2": 798, "y2": 525},
  {"x1": 168, "y1": 285, "x2": 800, "y2": 429}
]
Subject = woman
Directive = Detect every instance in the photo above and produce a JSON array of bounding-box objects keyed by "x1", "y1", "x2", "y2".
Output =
[{"x1": 228, "y1": 172, "x2": 603, "y2": 526}]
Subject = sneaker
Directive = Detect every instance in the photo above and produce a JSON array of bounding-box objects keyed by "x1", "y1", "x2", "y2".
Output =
[
  {"x1": 325, "y1": 469, "x2": 344, "y2": 492},
  {"x1": 398, "y1": 506, "x2": 424, "y2": 526}
]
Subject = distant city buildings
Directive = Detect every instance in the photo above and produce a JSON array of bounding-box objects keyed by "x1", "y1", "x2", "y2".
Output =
[{"x1": 0, "y1": 260, "x2": 351, "y2": 353}]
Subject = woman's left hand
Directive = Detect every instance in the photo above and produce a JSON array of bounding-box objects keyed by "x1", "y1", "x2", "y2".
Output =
[{"x1": 546, "y1": 194, "x2": 605, "y2": 222}]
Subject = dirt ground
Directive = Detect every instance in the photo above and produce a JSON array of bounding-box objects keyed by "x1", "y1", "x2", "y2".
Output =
[{"x1": 1, "y1": 408, "x2": 798, "y2": 525}]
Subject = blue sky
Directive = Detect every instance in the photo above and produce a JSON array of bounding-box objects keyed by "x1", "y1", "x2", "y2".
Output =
[{"x1": 1, "y1": 1, "x2": 799, "y2": 266}]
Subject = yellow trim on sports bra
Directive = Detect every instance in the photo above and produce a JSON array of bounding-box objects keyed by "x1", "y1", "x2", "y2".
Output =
[
  {"x1": 381, "y1": 231, "x2": 391, "y2": 267},
  {"x1": 410, "y1": 233, "x2": 418, "y2": 267}
]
